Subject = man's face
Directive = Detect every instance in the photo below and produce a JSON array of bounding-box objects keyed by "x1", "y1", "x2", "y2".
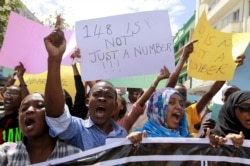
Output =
[
  {"x1": 128, "y1": 89, "x2": 141, "y2": 103},
  {"x1": 3, "y1": 86, "x2": 22, "y2": 115},
  {"x1": 88, "y1": 82, "x2": 117, "y2": 127}
]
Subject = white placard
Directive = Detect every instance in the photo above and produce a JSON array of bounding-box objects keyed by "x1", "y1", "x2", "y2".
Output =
[{"x1": 75, "y1": 10, "x2": 175, "y2": 81}]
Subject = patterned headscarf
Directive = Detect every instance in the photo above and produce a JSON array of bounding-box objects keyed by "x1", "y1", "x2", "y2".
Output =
[{"x1": 143, "y1": 87, "x2": 190, "y2": 137}]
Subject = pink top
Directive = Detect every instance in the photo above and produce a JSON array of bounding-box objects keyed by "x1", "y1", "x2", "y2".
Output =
[{"x1": 117, "y1": 102, "x2": 145, "y2": 132}]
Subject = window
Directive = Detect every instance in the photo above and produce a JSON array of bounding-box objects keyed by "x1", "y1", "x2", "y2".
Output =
[
  {"x1": 233, "y1": 9, "x2": 239, "y2": 23},
  {"x1": 249, "y1": 0, "x2": 250, "y2": 16},
  {"x1": 221, "y1": 9, "x2": 240, "y2": 28},
  {"x1": 208, "y1": 0, "x2": 220, "y2": 11}
]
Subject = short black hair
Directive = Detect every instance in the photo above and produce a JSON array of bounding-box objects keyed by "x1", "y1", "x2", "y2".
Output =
[{"x1": 90, "y1": 80, "x2": 117, "y2": 101}]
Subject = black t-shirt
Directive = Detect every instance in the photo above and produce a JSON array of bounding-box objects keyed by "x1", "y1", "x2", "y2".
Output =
[{"x1": 0, "y1": 113, "x2": 21, "y2": 144}]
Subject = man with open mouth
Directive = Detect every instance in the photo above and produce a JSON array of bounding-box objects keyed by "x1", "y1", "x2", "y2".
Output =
[{"x1": 44, "y1": 16, "x2": 127, "y2": 151}]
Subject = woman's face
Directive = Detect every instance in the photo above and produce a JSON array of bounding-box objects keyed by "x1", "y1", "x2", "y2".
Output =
[
  {"x1": 166, "y1": 93, "x2": 184, "y2": 129},
  {"x1": 19, "y1": 93, "x2": 47, "y2": 138},
  {"x1": 235, "y1": 99, "x2": 250, "y2": 129}
]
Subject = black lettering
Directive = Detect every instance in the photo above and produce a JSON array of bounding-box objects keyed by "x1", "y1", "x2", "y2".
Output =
[
  {"x1": 204, "y1": 34, "x2": 216, "y2": 45},
  {"x1": 155, "y1": 43, "x2": 162, "y2": 53},
  {"x1": 134, "y1": 46, "x2": 142, "y2": 57},
  {"x1": 82, "y1": 25, "x2": 92, "y2": 38},
  {"x1": 106, "y1": 52, "x2": 112, "y2": 61},
  {"x1": 166, "y1": 43, "x2": 172, "y2": 52},
  {"x1": 126, "y1": 21, "x2": 140, "y2": 35},
  {"x1": 89, "y1": 50, "x2": 101, "y2": 63},
  {"x1": 217, "y1": 39, "x2": 231, "y2": 48},
  {"x1": 144, "y1": 19, "x2": 151, "y2": 29},
  {"x1": 123, "y1": 49, "x2": 130, "y2": 59},
  {"x1": 215, "y1": 64, "x2": 228, "y2": 74},
  {"x1": 105, "y1": 38, "x2": 115, "y2": 49},
  {"x1": 214, "y1": 53, "x2": 224, "y2": 62},
  {"x1": 94, "y1": 24, "x2": 105, "y2": 38},
  {"x1": 110, "y1": 50, "x2": 119, "y2": 60},
  {"x1": 149, "y1": 45, "x2": 156, "y2": 54},
  {"x1": 116, "y1": 37, "x2": 122, "y2": 46},
  {"x1": 197, "y1": 63, "x2": 207, "y2": 73},
  {"x1": 105, "y1": 36, "x2": 132, "y2": 49},
  {"x1": 189, "y1": 59, "x2": 228, "y2": 75},
  {"x1": 132, "y1": 22, "x2": 140, "y2": 35},
  {"x1": 206, "y1": 66, "x2": 217, "y2": 75}
]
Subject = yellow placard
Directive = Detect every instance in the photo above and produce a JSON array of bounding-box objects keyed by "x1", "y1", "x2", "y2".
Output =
[
  {"x1": 188, "y1": 11, "x2": 234, "y2": 80},
  {"x1": 188, "y1": 11, "x2": 249, "y2": 81},
  {"x1": 232, "y1": 33, "x2": 250, "y2": 59},
  {"x1": 15, "y1": 66, "x2": 77, "y2": 100}
]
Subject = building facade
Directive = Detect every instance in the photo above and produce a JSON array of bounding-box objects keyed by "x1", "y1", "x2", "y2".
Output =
[
  {"x1": 173, "y1": 12, "x2": 195, "y2": 88},
  {"x1": 196, "y1": 0, "x2": 250, "y2": 33},
  {"x1": 175, "y1": 0, "x2": 249, "y2": 96}
]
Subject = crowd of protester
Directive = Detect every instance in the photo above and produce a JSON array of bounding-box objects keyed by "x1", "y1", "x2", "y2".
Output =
[{"x1": 0, "y1": 15, "x2": 248, "y2": 165}]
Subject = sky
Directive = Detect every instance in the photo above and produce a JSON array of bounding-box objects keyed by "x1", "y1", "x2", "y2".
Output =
[{"x1": 20, "y1": 0, "x2": 196, "y2": 35}]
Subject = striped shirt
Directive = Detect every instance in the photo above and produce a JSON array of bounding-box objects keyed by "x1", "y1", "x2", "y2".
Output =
[{"x1": 0, "y1": 139, "x2": 81, "y2": 165}]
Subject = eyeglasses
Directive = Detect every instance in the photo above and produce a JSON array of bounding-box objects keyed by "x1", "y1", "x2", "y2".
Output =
[
  {"x1": 235, "y1": 104, "x2": 250, "y2": 113},
  {"x1": 3, "y1": 92, "x2": 20, "y2": 98}
]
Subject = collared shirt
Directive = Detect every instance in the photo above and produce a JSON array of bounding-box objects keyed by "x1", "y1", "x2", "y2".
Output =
[
  {"x1": 0, "y1": 139, "x2": 81, "y2": 166},
  {"x1": 45, "y1": 105, "x2": 128, "y2": 150}
]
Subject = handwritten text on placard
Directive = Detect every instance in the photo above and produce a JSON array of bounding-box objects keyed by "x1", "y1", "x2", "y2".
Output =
[
  {"x1": 76, "y1": 10, "x2": 175, "y2": 81},
  {"x1": 188, "y1": 11, "x2": 235, "y2": 81}
]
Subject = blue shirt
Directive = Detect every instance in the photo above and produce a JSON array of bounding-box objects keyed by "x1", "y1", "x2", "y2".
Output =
[{"x1": 45, "y1": 105, "x2": 127, "y2": 150}]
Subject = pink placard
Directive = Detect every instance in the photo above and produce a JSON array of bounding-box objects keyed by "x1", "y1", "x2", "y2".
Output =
[{"x1": 0, "y1": 12, "x2": 75, "y2": 74}]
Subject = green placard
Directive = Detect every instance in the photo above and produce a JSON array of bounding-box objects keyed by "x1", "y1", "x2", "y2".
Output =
[{"x1": 108, "y1": 74, "x2": 168, "y2": 89}]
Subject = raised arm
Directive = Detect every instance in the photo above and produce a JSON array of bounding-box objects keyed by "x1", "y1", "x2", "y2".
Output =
[
  {"x1": 196, "y1": 53, "x2": 245, "y2": 114},
  {"x1": 120, "y1": 66, "x2": 170, "y2": 132},
  {"x1": 15, "y1": 62, "x2": 29, "y2": 99},
  {"x1": 166, "y1": 40, "x2": 197, "y2": 88},
  {"x1": 70, "y1": 48, "x2": 89, "y2": 119},
  {"x1": 196, "y1": 81, "x2": 225, "y2": 114},
  {"x1": 44, "y1": 16, "x2": 66, "y2": 117},
  {"x1": 136, "y1": 65, "x2": 170, "y2": 107}
]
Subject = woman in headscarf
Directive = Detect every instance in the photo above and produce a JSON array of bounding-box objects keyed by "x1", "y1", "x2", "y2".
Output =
[
  {"x1": 139, "y1": 87, "x2": 191, "y2": 137},
  {"x1": 208, "y1": 90, "x2": 250, "y2": 148}
]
